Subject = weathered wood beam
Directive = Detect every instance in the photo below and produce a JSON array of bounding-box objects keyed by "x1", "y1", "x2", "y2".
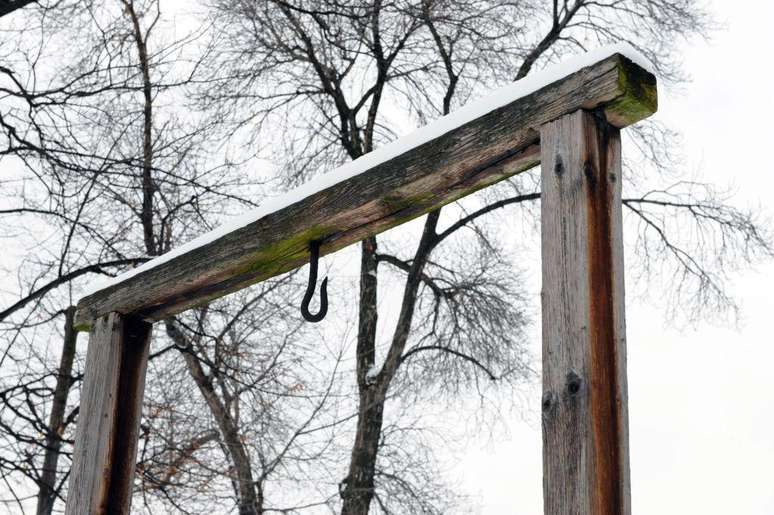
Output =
[
  {"x1": 65, "y1": 313, "x2": 152, "y2": 515},
  {"x1": 75, "y1": 53, "x2": 656, "y2": 329},
  {"x1": 539, "y1": 110, "x2": 630, "y2": 514}
]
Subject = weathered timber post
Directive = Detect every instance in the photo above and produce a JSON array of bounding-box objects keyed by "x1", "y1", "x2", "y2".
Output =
[
  {"x1": 65, "y1": 313, "x2": 152, "y2": 515},
  {"x1": 540, "y1": 110, "x2": 630, "y2": 514}
]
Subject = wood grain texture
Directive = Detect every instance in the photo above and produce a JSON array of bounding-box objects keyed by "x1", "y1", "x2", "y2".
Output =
[
  {"x1": 75, "y1": 53, "x2": 656, "y2": 329},
  {"x1": 65, "y1": 313, "x2": 152, "y2": 515},
  {"x1": 540, "y1": 110, "x2": 630, "y2": 515}
]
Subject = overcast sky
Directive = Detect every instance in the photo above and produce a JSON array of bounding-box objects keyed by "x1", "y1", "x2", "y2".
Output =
[{"x1": 459, "y1": 1, "x2": 774, "y2": 512}]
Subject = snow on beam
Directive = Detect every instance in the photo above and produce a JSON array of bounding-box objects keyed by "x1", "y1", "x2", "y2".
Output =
[{"x1": 75, "y1": 46, "x2": 657, "y2": 329}]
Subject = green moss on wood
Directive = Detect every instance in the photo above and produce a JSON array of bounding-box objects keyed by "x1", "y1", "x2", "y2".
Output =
[
  {"x1": 239, "y1": 224, "x2": 333, "y2": 278},
  {"x1": 73, "y1": 320, "x2": 92, "y2": 333},
  {"x1": 376, "y1": 154, "x2": 540, "y2": 234},
  {"x1": 603, "y1": 56, "x2": 658, "y2": 128},
  {"x1": 382, "y1": 190, "x2": 440, "y2": 213}
]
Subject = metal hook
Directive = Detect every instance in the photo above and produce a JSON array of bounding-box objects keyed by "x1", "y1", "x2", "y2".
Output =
[{"x1": 300, "y1": 240, "x2": 328, "y2": 322}]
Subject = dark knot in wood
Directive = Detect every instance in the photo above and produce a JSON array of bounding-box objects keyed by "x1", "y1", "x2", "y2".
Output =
[
  {"x1": 566, "y1": 371, "x2": 583, "y2": 396},
  {"x1": 554, "y1": 155, "x2": 564, "y2": 176},
  {"x1": 542, "y1": 391, "x2": 555, "y2": 413},
  {"x1": 583, "y1": 160, "x2": 597, "y2": 190}
]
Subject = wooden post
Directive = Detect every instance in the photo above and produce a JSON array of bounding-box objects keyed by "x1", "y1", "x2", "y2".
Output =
[
  {"x1": 540, "y1": 110, "x2": 630, "y2": 514},
  {"x1": 65, "y1": 312, "x2": 152, "y2": 515}
]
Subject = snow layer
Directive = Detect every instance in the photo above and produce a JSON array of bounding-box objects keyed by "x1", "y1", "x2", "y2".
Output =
[
  {"x1": 365, "y1": 365, "x2": 379, "y2": 386},
  {"x1": 82, "y1": 44, "x2": 652, "y2": 298}
]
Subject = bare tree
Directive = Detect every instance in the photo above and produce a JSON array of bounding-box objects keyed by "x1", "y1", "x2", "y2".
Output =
[{"x1": 1, "y1": 1, "x2": 345, "y2": 513}]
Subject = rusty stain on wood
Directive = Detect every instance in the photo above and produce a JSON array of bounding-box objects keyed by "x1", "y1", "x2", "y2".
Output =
[
  {"x1": 540, "y1": 110, "x2": 630, "y2": 515},
  {"x1": 585, "y1": 114, "x2": 623, "y2": 515}
]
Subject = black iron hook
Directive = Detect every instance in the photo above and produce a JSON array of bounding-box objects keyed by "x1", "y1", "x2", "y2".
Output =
[{"x1": 300, "y1": 240, "x2": 328, "y2": 322}]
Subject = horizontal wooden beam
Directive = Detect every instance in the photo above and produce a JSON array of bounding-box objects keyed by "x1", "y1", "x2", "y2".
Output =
[{"x1": 75, "y1": 53, "x2": 656, "y2": 329}]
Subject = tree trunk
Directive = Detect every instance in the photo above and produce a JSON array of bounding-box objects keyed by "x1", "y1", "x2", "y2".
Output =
[
  {"x1": 164, "y1": 320, "x2": 262, "y2": 515},
  {"x1": 340, "y1": 236, "x2": 380, "y2": 514},
  {"x1": 36, "y1": 306, "x2": 78, "y2": 515},
  {"x1": 340, "y1": 389, "x2": 385, "y2": 515},
  {"x1": 341, "y1": 214, "x2": 439, "y2": 514}
]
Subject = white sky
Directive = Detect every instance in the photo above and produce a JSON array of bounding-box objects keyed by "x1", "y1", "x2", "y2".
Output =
[{"x1": 459, "y1": 1, "x2": 774, "y2": 512}]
